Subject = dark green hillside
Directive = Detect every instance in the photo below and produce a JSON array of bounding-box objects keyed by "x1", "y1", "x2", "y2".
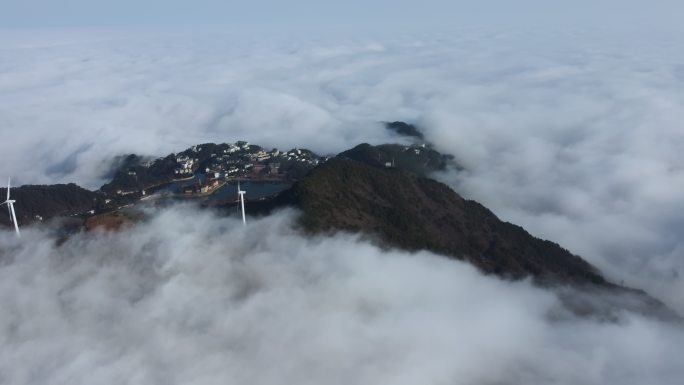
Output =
[
  {"x1": 101, "y1": 154, "x2": 179, "y2": 193},
  {"x1": 262, "y1": 158, "x2": 680, "y2": 319},
  {"x1": 385, "y1": 121, "x2": 425, "y2": 139},
  {"x1": 275, "y1": 158, "x2": 603, "y2": 284},
  {"x1": 0, "y1": 184, "x2": 102, "y2": 226},
  {"x1": 339, "y1": 143, "x2": 455, "y2": 176}
]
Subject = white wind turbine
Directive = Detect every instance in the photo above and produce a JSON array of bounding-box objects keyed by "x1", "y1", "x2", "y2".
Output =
[
  {"x1": 1, "y1": 177, "x2": 20, "y2": 236},
  {"x1": 237, "y1": 181, "x2": 246, "y2": 225}
]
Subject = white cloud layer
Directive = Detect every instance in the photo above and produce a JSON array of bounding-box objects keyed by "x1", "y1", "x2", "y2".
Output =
[
  {"x1": 0, "y1": 206, "x2": 682, "y2": 385},
  {"x1": 1, "y1": 28, "x2": 683, "y2": 318},
  {"x1": 2, "y1": 27, "x2": 684, "y2": 379}
]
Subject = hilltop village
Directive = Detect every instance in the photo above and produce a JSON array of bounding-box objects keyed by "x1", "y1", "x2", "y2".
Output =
[
  {"x1": 101, "y1": 141, "x2": 327, "y2": 198},
  {"x1": 1, "y1": 123, "x2": 460, "y2": 228}
]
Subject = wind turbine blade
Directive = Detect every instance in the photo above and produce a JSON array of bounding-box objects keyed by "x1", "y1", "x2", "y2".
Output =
[
  {"x1": 240, "y1": 191, "x2": 246, "y2": 225},
  {"x1": 10, "y1": 203, "x2": 19, "y2": 236}
]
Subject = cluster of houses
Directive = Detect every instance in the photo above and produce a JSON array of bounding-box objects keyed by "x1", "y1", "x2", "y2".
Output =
[
  {"x1": 174, "y1": 155, "x2": 196, "y2": 176},
  {"x1": 201, "y1": 143, "x2": 319, "y2": 180},
  {"x1": 216, "y1": 145, "x2": 282, "y2": 177},
  {"x1": 112, "y1": 141, "x2": 327, "y2": 198},
  {"x1": 180, "y1": 175, "x2": 223, "y2": 195},
  {"x1": 285, "y1": 148, "x2": 320, "y2": 164}
]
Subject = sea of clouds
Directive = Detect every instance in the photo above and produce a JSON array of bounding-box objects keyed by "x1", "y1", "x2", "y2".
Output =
[
  {"x1": 1, "y1": 206, "x2": 682, "y2": 385},
  {"x1": 1, "y1": 27, "x2": 684, "y2": 383}
]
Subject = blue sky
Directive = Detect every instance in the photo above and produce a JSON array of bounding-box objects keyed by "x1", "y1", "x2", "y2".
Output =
[{"x1": 1, "y1": 0, "x2": 682, "y2": 30}]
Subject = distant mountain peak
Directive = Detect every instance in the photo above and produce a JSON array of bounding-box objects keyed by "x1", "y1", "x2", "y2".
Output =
[
  {"x1": 338, "y1": 142, "x2": 458, "y2": 176},
  {"x1": 384, "y1": 121, "x2": 425, "y2": 140}
]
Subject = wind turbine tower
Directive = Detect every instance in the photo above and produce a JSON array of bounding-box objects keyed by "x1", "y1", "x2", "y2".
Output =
[
  {"x1": 1, "y1": 177, "x2": 20, "y2": 236},
  {"x1": 237, "y1": 181, "x2": 246, "y2": 225}
]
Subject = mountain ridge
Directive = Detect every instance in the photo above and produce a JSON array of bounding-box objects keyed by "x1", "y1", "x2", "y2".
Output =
[
  {"x1": 2, "y1": 126, "x2": 679, "y2": 320},
  {"x1": 259, "y1": 157, "x2": 680, "y2": 321},
  {"x1": 267, "y1": 158, "x2": 606, "y2": 284}
]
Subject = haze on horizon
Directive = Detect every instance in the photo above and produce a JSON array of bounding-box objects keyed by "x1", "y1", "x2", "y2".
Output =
[{"x1": 1, "y1": 0, "x2": 683, "y2": 30}]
